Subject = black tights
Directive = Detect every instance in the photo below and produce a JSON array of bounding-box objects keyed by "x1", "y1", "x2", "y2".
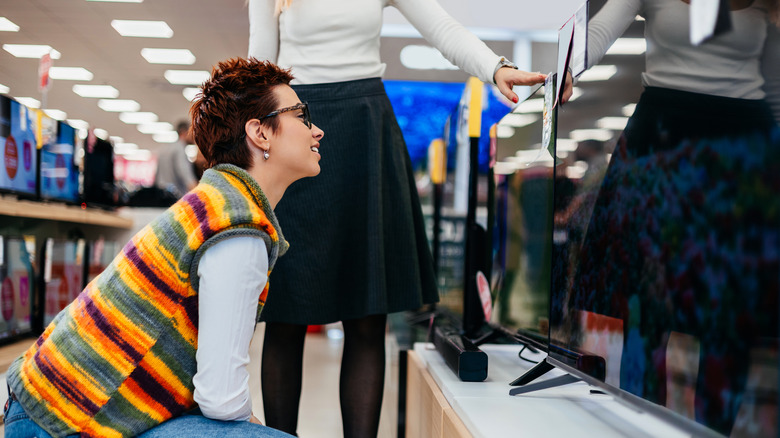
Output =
[{"x1": 261, "y1": 314, "x2": 387, "y2": 438}]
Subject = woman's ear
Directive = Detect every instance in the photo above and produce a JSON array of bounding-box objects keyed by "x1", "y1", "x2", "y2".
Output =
[{"x1": 245, "y1": 119, "x2": 271, "y2": 154}]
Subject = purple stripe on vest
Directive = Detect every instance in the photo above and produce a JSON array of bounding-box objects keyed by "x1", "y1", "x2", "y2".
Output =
[
  {"x1": 81, "y1": 295, "x2": 144, "y2": 363},
  {"x1": 127, "y1": 363, "x2": 183, "y2": 416},
  {"x1": 181, "y1": 295, "x2": 198, "y2": 330},
  {"x1": 122, "y1": 245, "x2": 183, "y2": 304},
  {"x1": 34, "y1": 351, "x2": 101, "y2": 415},
  {"x1": 182, "y1": 192, "x2": 216, "y2": 240}
]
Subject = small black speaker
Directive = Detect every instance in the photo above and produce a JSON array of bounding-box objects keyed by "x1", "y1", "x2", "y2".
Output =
[{"x1": 433, "y1": 325, "x2": 488, "y2": 382}]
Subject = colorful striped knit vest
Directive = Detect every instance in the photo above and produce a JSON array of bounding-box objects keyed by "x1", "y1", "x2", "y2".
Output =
[{"x1": 7, "y1": 164, "x2": 288, "y2": 438}]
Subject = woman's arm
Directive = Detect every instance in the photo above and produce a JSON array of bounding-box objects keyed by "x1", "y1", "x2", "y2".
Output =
[
  {"x1": 562, "y1": 0, "x2": 642, "y2": 102},
  {"x1": 193, "y1": 236, "x2": 269, "y2": 421},
  {"x1": 587, "y1": 0, "x2": 643, "y2": 69},
  {"x1": 762, "y1": 22, "x2": 780, "y2": 124},
  {"x1": 390, "y1": 0, "x2": 545, "y2": 102},
  {"x1": 248, "y1": 0, "x2": 280, "y2": 61}
]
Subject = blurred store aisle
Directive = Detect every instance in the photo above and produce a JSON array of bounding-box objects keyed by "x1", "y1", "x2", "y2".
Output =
[{"x1": 0, "y1": 325, "x2": 400, "y2": 438}]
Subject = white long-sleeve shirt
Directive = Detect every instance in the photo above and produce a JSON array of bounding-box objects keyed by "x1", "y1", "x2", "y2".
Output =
[
  {"x1": 248, "y1": 0, "x2": 502, "y2": 85},
  {"x1": 193, "y1": 236, "x2": 268, "y2": 421},
  {"x1": 587, "y1": 0, "x2": 779, "y2": 121}
]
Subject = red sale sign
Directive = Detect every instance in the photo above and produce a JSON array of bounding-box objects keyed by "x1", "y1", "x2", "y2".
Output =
[{"x1": 39, "y1": 53, "x2": 52, "y2": 92}]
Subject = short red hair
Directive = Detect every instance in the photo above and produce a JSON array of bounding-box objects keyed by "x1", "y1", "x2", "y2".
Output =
[{"x1": 190, "y1": 57, "x2": 294, "y2": 169}]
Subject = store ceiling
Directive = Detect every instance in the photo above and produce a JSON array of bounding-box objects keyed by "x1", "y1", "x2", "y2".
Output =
[{"x1": 0, "y1": 0, "x2": 643, "y2": 158}]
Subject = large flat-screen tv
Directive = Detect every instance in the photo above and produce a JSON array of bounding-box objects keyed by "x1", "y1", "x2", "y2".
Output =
[
  {"x1": 430, "y1": 78, "x2": 512, "y2": 336},
  {"x1": 0, "y1": 97, "x2": 38, "y2": 198},
  {"x1": 38, "y1": 117, "x2": 80, "y2": 203},
  {"x1": 0, "y1": 235, "x2": 36, "y2": 343},
  {"x1": 541, "y1": 114, "x2": 779, "y2": 436},
  {"x1": 39, "y1": 238, "x2": 85, "y2": 331}
]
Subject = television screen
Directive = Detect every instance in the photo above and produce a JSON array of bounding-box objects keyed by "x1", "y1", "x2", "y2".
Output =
[
  {"x1": 39, "y1": 117, "x2": 80, "y2": 203},
  {"x1": 0, "y1": 235, "x2": 36, "y2": 342},
  {"x1": 0, "y1": 98, "x2": 37, "y2": 198},
  {"x1": 41, "y1": 238, "x2": 85, "y2": 328},
  {"x1": 548, "y1": 122, "x2": 779, "y2": 434}
]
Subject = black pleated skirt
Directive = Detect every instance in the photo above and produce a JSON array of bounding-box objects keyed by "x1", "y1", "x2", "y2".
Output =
[{"x1": 261, "y1": 78, "x2": 439, "y2": 325}]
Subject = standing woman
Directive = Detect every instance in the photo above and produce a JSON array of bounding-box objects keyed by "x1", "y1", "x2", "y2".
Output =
[{"x1": 248, "y1": 0, "x2": 545, "y2": 436}]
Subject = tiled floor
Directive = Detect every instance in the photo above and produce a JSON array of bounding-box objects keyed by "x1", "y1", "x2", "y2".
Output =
[{"x1": 0, "y1": 324, "x2": 401, "y2": 438}]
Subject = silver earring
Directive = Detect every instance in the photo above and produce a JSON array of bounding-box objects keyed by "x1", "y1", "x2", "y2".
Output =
[{"x1": 263, "y1": 151, "x2": 270, "y2": 160}]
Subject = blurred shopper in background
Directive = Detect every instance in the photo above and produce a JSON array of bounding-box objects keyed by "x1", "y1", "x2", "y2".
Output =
[
  {"x1": 248, "y1": 0, "x2": 546, "y2": 436},
  {"x1": 154, "y1": 120, "x2": 198, "y2": 199}
]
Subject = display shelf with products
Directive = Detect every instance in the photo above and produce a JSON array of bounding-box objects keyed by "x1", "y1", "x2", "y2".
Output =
[{"x1": 0, "y1": 196, "x2": 132, "y2": 229}]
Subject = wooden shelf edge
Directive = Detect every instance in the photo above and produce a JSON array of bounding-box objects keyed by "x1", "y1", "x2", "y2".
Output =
[{"x1": 0, "y1": 198, "x2": 134, "y2": 229}]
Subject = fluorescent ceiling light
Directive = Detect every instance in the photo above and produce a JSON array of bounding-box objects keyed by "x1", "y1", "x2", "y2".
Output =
[
  {"x1": 515, "y1": 98, "x2": 545, "y2": 113},
  {"x1": 597, "y1": 116, "x2": 630, "y2": 131},
  {"x1": 153, "y1": 132, "x2": 179, "y2": 143},
  {"x1": 109, "y1": 136, "x2": 124, "y2": 144},
  {"x1": 119, "y1": 111, "x2": 158, "y2": 124},
  {"x1": 114, "y1": 143, "x2": 139, "y2": 155},
  {"x1": 3, "y1": 44, "x2": 61, "y2": 59},
  {"x1": 43, "y1": 109, "x2": 67, "y2": 120},
  {"x1": 622, "y1": 103, "x2": 637, "y2": 117},
  {"x1": 606, "y1": 38, "x2": 646, "y2": 55},
  {"x1": 73, "y1": 84, "x2": 119, "y2": 98},
  {"x1": 496, "y1": 125, "x2": 515, "y2": 139},
  {"x1": 15, "y1": 97, "x2": 40, "y2": 108},
  {"x1": 500, "y1": 113, "x2": 538, "y2": 128},
  {"x1": 182, "y1": 87, "x2": 200, "y2": 102},
  {"x1": 66, "y1": 119, "x2": 90, "y2": 130},
  {"x1": 0, "y1": 17, "x2": 20, "y2": 32},
  {"x1": 635, "y1": 15, "x2": 645, "y2": 21},
  {"x1": 98, "y1": 99, "x2": 140, "y2": 112},
  {"x1": 164, "y1": 70, "x2": 210, "y2": 85},
  {"x1": 138, "y1": 122, "x2": 174, "y2": 134},
  {"x1": 49, "y1": 67, "x2": 94, "y2": 81},
  {"x1": 94, "y1": 128, "x2": 109, "y2": 140},
  {"x1": 185, "y1": 144, "x2": 199, "y2": 161},
  {"x1": 399, "y1": 45, "x2": 457, "y2": 70},
  {"x1": 124, "y1": 149, "x2": 152, "y2": 161},
  {"x1": 577, "y1": 65, "x2": 617, "y2": 82},
  {"x1": 493, "y1": 161, "x2": 520, "y2": 175},
  {"x1": 141, "y1": 48, "x2": 195, "y2": 65},
  {"x1": 569, "y1": 129, "x2": 614, "y2": 142},
  {"x1": 111, "y1": 20, "x2": 173, "y2": 38},
  {"x1": 0, "y1": 84, "x2": 9, "y2": 94},
  {"x1": 556, "y1": 138, "x2": 579, "y2": 152}
]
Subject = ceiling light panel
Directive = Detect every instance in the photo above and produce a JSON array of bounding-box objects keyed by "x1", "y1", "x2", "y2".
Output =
[
  {"x1": 111, "y1": 20, "x2": 173, "y2": 38},
  {"x1": 0, "y1": 17, "x2": 20, "y2": 32},
  {"x1": 182, "y1": 87, "x2": 200, "y2": 102},
  {"x1": 49, "y1": 67, "x2": 94, "y2": 81},
  {"x1": 0, "y1": 84, "x2": 9, "y2": 94},
  {"x1": 73, "y1": 84, "x2": 119, "y2": 98},
  {"x1": 596, "y1": 116, "x2": 630, "y2": 131},
  {"x1": 164, "y1": 70, "x2": 210, "y2": 85},
  {"x1": 141, "y1": 48, "x2": 195, "y2": 65},
  {"x1": 577, "y1": 65, "x2": 618, "y2": 82},
  {"x1": 66, "y1": 119, "x2": 90, "y2": 130},
  {"x1": 98, "y1": 99, "x2": 140, "y2": 112},
  {"x1": 606, "y1": 38, "x2": 646, "y2": 55},
  {"x1": 138, "y1": 122, "x2": 174, "y2": 134},
  {"x1": 153, "y1": 132, "x2": 178, "y2": 143},
  {"x1": 43, "y1": 109, "x2": 67, "y2": 120},
  {"x1": 3, "y1": 44, "x2": 61, "y2": 59},
  {"x1": 514, "y1": 98, "x2": 545, "y2": 113},
  {"x1": 15, "y1": 97, "x2": 40, "y2": 108},
  {"x1": 119, "y1": 112, "x2": 158, "y2": 124}
]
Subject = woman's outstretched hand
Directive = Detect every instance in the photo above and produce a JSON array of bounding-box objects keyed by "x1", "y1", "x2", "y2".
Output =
[{"x1": 494, "y1": 68, "x2": 547, "y2": 103}]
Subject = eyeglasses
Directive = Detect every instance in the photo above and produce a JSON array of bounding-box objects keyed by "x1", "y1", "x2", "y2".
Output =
[{"x1": 259, "y1": 102, "x2": 311, "y2": 129}]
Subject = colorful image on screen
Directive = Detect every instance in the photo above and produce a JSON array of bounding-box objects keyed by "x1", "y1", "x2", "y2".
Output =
[{"x1": 0, "y1": 98, "x2": 37, "y2": 197}]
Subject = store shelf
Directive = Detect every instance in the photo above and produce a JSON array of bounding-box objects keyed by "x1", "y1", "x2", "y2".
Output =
[{"x1": 0, "y1": 197, "x2": 133, "y2": 229}]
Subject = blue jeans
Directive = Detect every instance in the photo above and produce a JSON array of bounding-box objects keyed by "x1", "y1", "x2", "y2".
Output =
[
  {"x1": 5, "y1": 392, "x2": 292, "y2": 438},
  {"x1": 137, "y1": 409, "x2": 295, "y2": 438},
  {"x1": 3, "y1": 393, "x2": 78, "y2": 438}
]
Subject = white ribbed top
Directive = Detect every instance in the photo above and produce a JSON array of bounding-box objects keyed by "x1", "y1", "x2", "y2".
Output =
[{"x1": 248, "y1": 0, "x2": 502, "y2": 85}]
